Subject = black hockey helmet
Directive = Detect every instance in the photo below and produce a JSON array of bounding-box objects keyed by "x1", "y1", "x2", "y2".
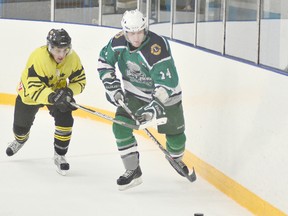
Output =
[{"x1": 47, "y1": 28, "x2": 71, "y2": 48}]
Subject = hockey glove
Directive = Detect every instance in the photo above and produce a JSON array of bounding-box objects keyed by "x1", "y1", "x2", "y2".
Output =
[
  {"x1": 135, "y1": 99, "x2": 166, "y2": 124},
  {"x1": 48, "y1": 88, "x2": 77, "y2": 112},
  {"x1": 103, "y1": 78, "x2": 125, "y2": 106}
]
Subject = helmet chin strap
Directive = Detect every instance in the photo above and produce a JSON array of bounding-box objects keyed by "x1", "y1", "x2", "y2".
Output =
[{"x1": 48, "y1": 43, "x2": 52, "y2": 52}]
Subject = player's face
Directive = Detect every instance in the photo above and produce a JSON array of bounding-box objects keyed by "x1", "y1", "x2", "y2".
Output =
[
  {"x1": 50, "y1": 46, "x2": 70, "y2": 63},
  {"x1": 126, "y1": 30, "x2": 145, "y2": 48}
]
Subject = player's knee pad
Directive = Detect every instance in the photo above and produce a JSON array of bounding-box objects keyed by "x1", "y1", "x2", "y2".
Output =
[
  {"x1": 54, "y1": 110, "x2": 74, "y2": 127},
  {"x1": 112, "y1": 115, "x2": 134, "y2": 139},
  {"x1": 13, "y1": 124, "x2": 30, "y2": 135},
  {"x1": 113, "y1": 115, "x2": 136, "y2": 147},
  {"x1": 166, "y1": 132, "x2": 186, "y2": 157},
  {"x1": 13, "y1": 125, "x2": 30, "y2": 144}
]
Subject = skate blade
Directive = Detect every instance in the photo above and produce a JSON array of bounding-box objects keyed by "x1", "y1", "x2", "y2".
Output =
[
  {"x1": 56, "y1": 168, "x2": 67, "y2": 176},
  {"x1": 118, "y1": 177, "x2": 143, "y2": 191},
  {"x1": 55, "y1": 164, "x2": 69, "y2": 176}
]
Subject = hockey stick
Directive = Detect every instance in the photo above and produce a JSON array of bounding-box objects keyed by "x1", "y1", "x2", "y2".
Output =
[
  {"x1": 118, "y1": 100, "x2": 196, "y2": 182},
  {"x1": 70, "y1": 102, "x2": 167, "y2": 130}
]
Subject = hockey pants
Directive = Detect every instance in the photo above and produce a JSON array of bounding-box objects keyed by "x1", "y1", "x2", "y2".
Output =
[{"x1": 13, "y1": 95, "x2": 74, "y2": 155}]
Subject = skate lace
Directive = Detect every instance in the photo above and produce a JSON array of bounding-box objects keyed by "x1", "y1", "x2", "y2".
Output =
[
  {"x1": 55, "y1": 155, "x2": 67, "y2": 164},
  {"x1": 122, "y1": 170, "x2": 134, "y2": 178},
  {"x1": 8, "y1": 140, "x2": 22, "y2": 153}
]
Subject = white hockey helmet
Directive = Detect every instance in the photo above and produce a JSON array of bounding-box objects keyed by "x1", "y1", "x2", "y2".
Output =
[{"x1": 121, "y1": 9, "x2": 147, "y2": 33}]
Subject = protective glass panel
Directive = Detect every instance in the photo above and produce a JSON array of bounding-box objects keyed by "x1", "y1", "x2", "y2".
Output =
[
  {"x1": 197, "y1": 0, "x2": 223, "y2": 52},
  {"x1": 102, "y1": 0, "x2": 127, "y2": 28},
  {"x1": 54, "y1": 0, "x2": 100, "y2": 25},
  {"x1": 225, "y1": 0, "x2": 258, "y2": 62},
  {"x1": 148, "y1": 0, "x2": 171, "y2": 38},
  {"x1": 260, "y1": 0, "x2": 288, "y2": 71},
  {"x1": 0, "y1": 0, "x2": 50, "y2": 20},
  {"x1": 173, "y1": 0, "x2": 195, "y2": 45}
]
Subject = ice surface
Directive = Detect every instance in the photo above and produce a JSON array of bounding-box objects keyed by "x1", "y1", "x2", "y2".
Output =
[{"x1": 0, "y1": 106, "x2": 252, "y2": 216}]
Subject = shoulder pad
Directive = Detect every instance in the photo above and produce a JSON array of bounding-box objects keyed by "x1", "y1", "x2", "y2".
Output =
[
  {"x1": 111, "y1": 31, "x2": 126, "y2": 48},
  {"x1": 141, "y1": 31, "x2": 170, "y2": 66}
]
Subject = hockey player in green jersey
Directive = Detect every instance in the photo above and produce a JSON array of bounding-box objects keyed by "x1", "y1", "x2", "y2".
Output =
[
  {"x1": 6, "y1": 28, "x2": 86, "y2": 176},
  {"x1": 98, "y1": 9, "x2": 189, "y2": 190}
]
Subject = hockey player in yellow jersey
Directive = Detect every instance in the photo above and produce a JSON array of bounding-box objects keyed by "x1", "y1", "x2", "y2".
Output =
[{"x1": 6, "y1": 28, "x2": 86, "y2": 175}]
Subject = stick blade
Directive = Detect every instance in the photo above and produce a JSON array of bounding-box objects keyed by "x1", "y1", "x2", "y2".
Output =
[
  {"x1": 138, "y1": 117, "x2": 167, "y2": 129},
  {"x1": 187, "y1": 167, "x2": 197, "y2": 182},
  {"x1": 165, "y1": 155, "x2": 197, "y2": 183}
]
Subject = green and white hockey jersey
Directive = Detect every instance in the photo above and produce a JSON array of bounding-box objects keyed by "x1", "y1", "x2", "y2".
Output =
[{"x1": 98, "y1": 30, "x2": 182, "y2": 106}]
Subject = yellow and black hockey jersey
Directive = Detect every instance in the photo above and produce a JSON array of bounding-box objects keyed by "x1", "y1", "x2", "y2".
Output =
[{"x1": 17, "y1": 45, "x2": 86, "y2": 105}]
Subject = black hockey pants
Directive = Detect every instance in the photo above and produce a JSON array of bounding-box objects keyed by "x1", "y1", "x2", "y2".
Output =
[{"x1": 13, "y1": 95, "x2": 74, "y2": 155}]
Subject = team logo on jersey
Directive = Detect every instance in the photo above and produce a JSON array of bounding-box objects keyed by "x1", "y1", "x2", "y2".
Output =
[
  {"x1": 151, "y1": 44, "x2": 161, "y2": 55},
  {"x1": 126, "y1": 61, "x2": 153, "y2": 86}
]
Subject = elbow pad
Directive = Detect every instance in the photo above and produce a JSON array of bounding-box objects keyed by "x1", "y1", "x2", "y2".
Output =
[{"x1": 153, "y1": 86, "x2": 169, "y2": 104}]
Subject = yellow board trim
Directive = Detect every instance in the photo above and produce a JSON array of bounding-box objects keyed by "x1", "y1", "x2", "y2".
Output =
[{"x1": 0, "y1": 92, "x2": 286, "y2": 216}]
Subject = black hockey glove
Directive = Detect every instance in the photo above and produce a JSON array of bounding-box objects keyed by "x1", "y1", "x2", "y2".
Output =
[
  {"x1": 102, "y1": 78, "x2": 125, "y2": 106},
  {"x1": 48, "y1": 88, "x2": 77, "y2": 112},
  {"x1": 135, "y1": 99, "x2": 166, "y2": 124}
]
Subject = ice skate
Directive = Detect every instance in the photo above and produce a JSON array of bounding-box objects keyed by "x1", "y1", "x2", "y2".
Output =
[
  {"x1": 6, "y1": 140, "x2": 24, "y2": 156},
  {"x1": 166, "y1": 155, "x2": 189, "y2": 177},
  {"x1": 117, "y1": 166, "x2": 142, "y2": 191},
  {"x1": 54, "y1": 152, "x2": 70, "y2": 176}
]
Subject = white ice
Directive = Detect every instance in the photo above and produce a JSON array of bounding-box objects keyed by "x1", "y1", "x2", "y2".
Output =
[{"x1": 0, "y1": 105, "x2": 253, "y2": 216}]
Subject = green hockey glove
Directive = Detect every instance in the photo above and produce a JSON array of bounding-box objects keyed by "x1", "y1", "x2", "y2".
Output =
[{"x1": 102, "y1": 78, "x2": 125, "y2": 106}]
